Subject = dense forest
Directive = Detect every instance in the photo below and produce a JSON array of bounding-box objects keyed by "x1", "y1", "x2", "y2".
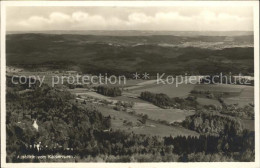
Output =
[
  {"x1": 96, "y1": 85, "x2": 122, "y2": 97},
  {"x1": 182, "y1": 111, "x2": 244, "y2": 135},
  {"x1": 6, "y1": 80, "x2": 255, "y2": 162},
  {"x1": 140, "y1": 91, "x2": 198, "y2": 109}
]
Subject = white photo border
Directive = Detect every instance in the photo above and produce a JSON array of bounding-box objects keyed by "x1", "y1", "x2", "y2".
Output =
[{"x1": 1, "y1": 1, "x2": 259, "y2": 168}]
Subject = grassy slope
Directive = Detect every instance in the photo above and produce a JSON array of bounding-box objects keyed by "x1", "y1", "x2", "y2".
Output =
[{"x1": 96, "y1": 105, "x2": 199, "y2": 137}]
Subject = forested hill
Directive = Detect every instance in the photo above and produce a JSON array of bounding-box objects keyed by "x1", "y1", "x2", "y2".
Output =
[
  {"x1": 6, "y1": 80, "x2": 255, "y2": 162},
  {"x1": 6, "y1": 34, "x2": 254, "y2": 75}
]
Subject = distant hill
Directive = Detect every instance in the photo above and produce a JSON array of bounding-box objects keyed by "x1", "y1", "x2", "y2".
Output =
[
  {"x1": 7, "y1": 30, "x2": 254, "y2": 37},
  {"x1": 6, "y1": 33, "x2": 254, "y2": 76}
]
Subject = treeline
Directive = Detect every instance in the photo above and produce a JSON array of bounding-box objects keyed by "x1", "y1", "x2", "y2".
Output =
[
  {"x1": 96, "y1": 85, "x2": 122, "y2": 97},
  {"x1": 140, "y1": 91, "x2": 198, "y2": 109},
  {"x1": 164, "y1": 130, "x2": 254, "y2": 162},
  {"x1": 6, "y1": 75, "x2": 40, "y2": 90},
  {"x1": 140, "y1": 92, "x2": 172, "y2": 108},
  {"x1": 182, "y1": 111, "x2": 244, "y2": 135},
  {"x1": 16, "y1": 130, "x2": 254, "y2": 162}
]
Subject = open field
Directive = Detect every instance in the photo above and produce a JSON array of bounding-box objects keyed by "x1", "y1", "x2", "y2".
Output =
[
  {"x1": 133, "y1": 102, "x2": 195, "y2": 123},
  {"x1": 100, "y1": 79, "x2": 147, "y2": 88},
  {"x1": 222, "y1": 86, "x2": 253, "y2": 107},
  {"x1": 196, "y1": 98, "x2": 222, "y2": 106},
  {"x1": 70, "y1": 88, "x2": 195, "y2": 124},
  {"x1": 70, "y1": 87, "x2": 198, "y2": 136},
  {"x1": 223, "y1": 97, "x2": 254, "y2": 107},
  {"x1": 124, "y1": 80, "x2": 158, "y2": 90},
  {"x1": 108, "y1": 80, "x2": 254, "y2": 108},
  {"x1": 192, "y1": 84, "x2": 248, "y2": 93},
  {"x1": 96, "y1": 105, "x2": 199, "y2": 137},
  {"x1": 192, "y1": 84, "x2": 254, "y2": 107},
  {"x1": 239, "y1": 86, "x2": 254, "y2": 98}
]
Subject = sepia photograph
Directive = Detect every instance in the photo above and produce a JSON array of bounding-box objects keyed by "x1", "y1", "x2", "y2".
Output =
[{"x1": 0, "y1": 1, "x2": 259, "y2": 167}]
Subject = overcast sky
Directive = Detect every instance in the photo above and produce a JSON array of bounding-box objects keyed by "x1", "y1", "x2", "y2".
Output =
[{"x1": 6, "y1": 6, "x2": 253, "y2": 31}]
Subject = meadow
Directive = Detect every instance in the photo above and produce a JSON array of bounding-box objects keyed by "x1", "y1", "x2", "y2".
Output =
[
  {"x1": 96, "y1": 105, "x2": 199, "y2": 137},
  {"x1": 133, "y1": 102, "x2": 195, "y2": 123},
  {"x1": 193, "y1": 84, "x2": 254, "y2": 107},
  {"x1": 196, "y1": 98, "x2": 222, "y2": 106}
]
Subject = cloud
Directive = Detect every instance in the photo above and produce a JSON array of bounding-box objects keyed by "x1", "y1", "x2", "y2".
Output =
[
  {"x1": 8, "y1": 10, "x2": 253, "y2": 31},
  {"x1": 16, "y1": 12, "x2": 72, "y2": 30},
  {"x1": 193, "y1": 10, "x2": 253, "y2": 31}
]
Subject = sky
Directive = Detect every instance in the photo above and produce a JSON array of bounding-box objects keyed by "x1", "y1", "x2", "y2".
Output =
[{"x1": 6, "y1": 6, "x2": 253, "y2": 31}]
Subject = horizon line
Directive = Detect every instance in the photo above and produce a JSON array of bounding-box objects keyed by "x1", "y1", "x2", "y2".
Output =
[{"x1": 7, "y1": 30, "x2": 254, "y2": 32}]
